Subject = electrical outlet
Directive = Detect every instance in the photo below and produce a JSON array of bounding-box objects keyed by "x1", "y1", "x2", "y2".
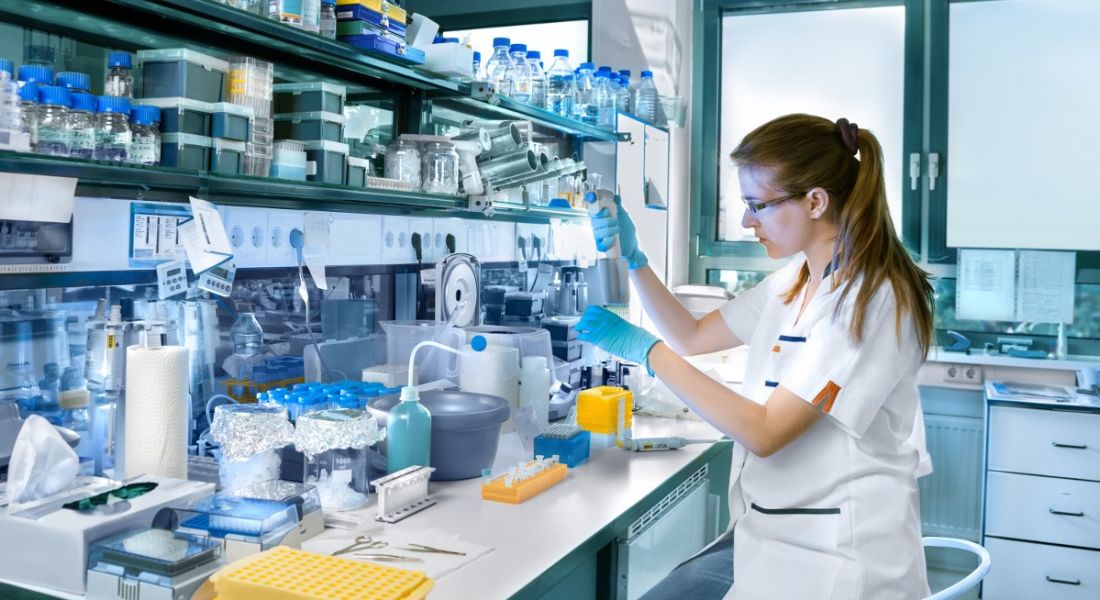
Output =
[
  {"x1": 410, "y1": 217, "x2": 435, "y2": 262},
  {"x1": 223, "y1": 206, "x2": 268, "y2": 267},
  {"x1": 515, "y1": 223, "x2": 533, "y2": 262},
  {"x1": 268, "y1": 209, "x2": 304, "y2": 267},
  {"x1": 382, "y1": 216, "x2": 413, "y2": 263},
  {"x1": 433, "y1": 217, "x2": 466, "y2": 256},
  {"x1": 943, "y1": 363, "x2": 983, "y2": 384}
]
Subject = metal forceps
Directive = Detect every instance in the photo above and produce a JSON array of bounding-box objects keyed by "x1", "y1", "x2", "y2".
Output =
[
  {"x1": 400, "y1": 543, "x2": 467, "y2": 556},
  {"x1": 333, "y1": 535, "x2": 388, "y2": 556}
]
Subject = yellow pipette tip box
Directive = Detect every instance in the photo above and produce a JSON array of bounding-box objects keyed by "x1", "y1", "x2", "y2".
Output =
[
  {"x1": 577, "y1": 386, "x2": 633, "y2": 435},
  {"x1": 333, "y1": 0, "x2": 408, "y2": 23},
  {"x1": 481, "y1": 462, "x2": 569, "y2": 504},
  {"x1": 211, "y1": 545, "x2": 434, "y2": 600}
]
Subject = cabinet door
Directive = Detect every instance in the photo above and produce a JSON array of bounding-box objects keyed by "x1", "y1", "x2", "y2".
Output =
[
  {"x1": 983, "y1": 537, "x2": 1100, "y2": 600},
  {"x1": 987, "y1": 406, "x2": 1100, "y2": 481}
]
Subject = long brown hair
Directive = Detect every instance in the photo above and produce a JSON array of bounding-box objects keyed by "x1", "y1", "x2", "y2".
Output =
[{"x1": 731, "y1": 113, "x2": 934, "y2": 357}]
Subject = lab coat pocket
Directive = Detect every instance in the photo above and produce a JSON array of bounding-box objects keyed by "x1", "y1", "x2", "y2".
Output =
[
  {"x1": 747, "y1": 503, "x2": 841, "y2": 552},
  {"x1": 731, "y1": 542, "x2": 852, "y2": 600}
]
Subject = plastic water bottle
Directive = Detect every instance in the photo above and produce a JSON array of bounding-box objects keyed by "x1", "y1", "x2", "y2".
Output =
[
  {"x1": 104, "y1": 51, "x2": 134, "y2": 99},
  {"x1": 129, "y1": 105, "x2": 160, "y2": 165},
  {"x1": 635, "y1": 69, "x2": 658, "y2": 123},
  {"x1": 231, "y1": 312, "x2": 264, "y2": 357},
  {"x1": 594, "y1": 70, "x2": 616, "y2": 129},
  {"x1": 527, "y1": 50, "x2": 548, "y2": 109},
  {"x1": 485, "y1": 37, "x2": 513, "y2": 96},
  {"x1": 546, "y1": 49, "x2": 576, "y2": 117},
  {"x1": 506, "y1": 44, "x2": 532, "y2": 103},
  {"x1": 35, "y1": 86, "x2": 72, "y2": 157},
  {"x1": 575, "y1": 63, "x2": 598, "y2": 125},
  {"x1": 386, "y1": 385, "x2": 432, "y2": 473},
  {"x1": 94, "y1": 96, "x2": 131, "y2": 162},
  {"x1": 18, "y1": 83, "x2": 39, "y2": 151},
  {"x1": 60, "y1": 388, "x2": 92, "y2": 462},
  {"x1": 617, "y1": 70, "x2": 633, "y2": 114},
  {"x1": 301, "y1": 0, "x2": 320, "y2": 33},
  {"x1": 472, "y1": 51, "x2": 481, "y2": 80},
  {"x1": 319, "y1": 0, "x2": 337, "y2": 38}
]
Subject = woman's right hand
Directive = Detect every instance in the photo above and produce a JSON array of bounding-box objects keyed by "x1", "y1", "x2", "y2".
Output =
[{"x1": 590, "y1": 195, "x2": 649, "y2": 270}]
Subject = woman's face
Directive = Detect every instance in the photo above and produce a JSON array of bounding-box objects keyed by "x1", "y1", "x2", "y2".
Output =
[{"x1": 737, "y1": 167, "x2": 815, "y2": 259}]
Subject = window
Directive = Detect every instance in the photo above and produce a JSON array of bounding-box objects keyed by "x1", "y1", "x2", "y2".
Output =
[{"x1": 445, "y1": 20, "x2": 589, "y2": 67}]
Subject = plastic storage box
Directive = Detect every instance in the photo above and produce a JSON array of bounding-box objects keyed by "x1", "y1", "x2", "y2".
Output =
[
  {"x1": 335, "y1": 14, "x2": 405, "y2": 39},
  {"x1": 423, "y1": 41, "x2": 474, "y2": 78},
  {"x1": 211, "y1": 139, "x2": 246, "y2": 175},
  {"x1": 345, "y1": 156, "x2": 369, "y2": 187},
  {"x1": 304, "y1": 140, "x2": 349, "y2": 185},
  {"x1": 270, "y1": 140, "x2": 307, "y2": 181},
  {"x1": 273, "y1": 82, "x2": 346, "y2": 115},
  {"x1": 161, "y1": 133, "x2": 212, "y2": 170},
  {"x1": 341, "y1": 35, "x2": 424, "y2": 65},
  {"x1": 533, "y1": 425, "x2": 590, "y2": 468},
  {"x1": 139, "y1": 97, "x2": 213, "y2": 136},
  {"x1": 274, "y1": 111, "x2": 345, "y2": 142},
  {"x1": 137, "y1": 49, "x2": 228, "y2": 103},
  {"x1": 334, "y1": 0, "x2": 407, "y2": 24},
  {"x1": 211, "y1": 102, "x2": 254, "y2": 142}
]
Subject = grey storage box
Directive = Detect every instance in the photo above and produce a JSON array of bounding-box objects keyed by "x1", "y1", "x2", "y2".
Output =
[
  {"x1": 274, "y1": 82, "x2": 346, "y2": 114},
  {"x1": 345, "y1": 156, "x2": 370, "y2": 187},
  {"x1": 140, "y1": 97, "x2": 213, "y2": 136},
  {"x1": 210, "y1": 102, "x2": 254, "y2": 142},
  {"x1": 304, "y1": 140, "x2": 348, "y2": 185},
  {"x1": 161, "y1": 133, "x2": 212, "y2": 170},
  {"x1": 274, "y1": 111, "x2": 345, "y2": 143},
  {"x1": 137, "y1": 49, "x2": 228, "y2": 103},
  {"x1": 211, "y1": 138, "x2": 247, "y2": 175}
]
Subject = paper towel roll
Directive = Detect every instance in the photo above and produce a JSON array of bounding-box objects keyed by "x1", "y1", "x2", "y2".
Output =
[
  {"x1": 124, "y1": 345, "x2": 190, "y2": 479},
  {"x1": 460, "y1": 346, "x2": 520, "y2": 409}
]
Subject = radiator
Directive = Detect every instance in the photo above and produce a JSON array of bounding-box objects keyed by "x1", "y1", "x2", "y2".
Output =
[{"x1": 919, "y1": 414, "x2": 985, "y2": 541}]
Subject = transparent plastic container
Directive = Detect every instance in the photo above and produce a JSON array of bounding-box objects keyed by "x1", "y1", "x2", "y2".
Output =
[
  {"x1": 0, "y1": 362, "x2": 43, "y2": 419},
  {"x1": 421, "y1": 141, "x2": 459, "y2": 195},
  {"x1": 319, "y1": 0, "x2": 336, "y2": 38},
  {"x1": 575, "y1": 63, "x2": 598, "y2": 125},
  {"x1": 19, "y1": 83, "x2": 38, "y2": 150},
  {"x1": 384, "y1": 138, "x2": 421, "y2": 189},
  {"x1": 104, "y1": 51, "x2": 135, "y2": 99},
  {"x1": 485, "y1": 37, "x2": 513, "y2": 96},
  {"x1": 295, "y1": 408, "x2": 381, "y2": 512},
  {"x1": 68, "y1": 92, "x2": 97, "y2": 159},
  {"x1": 595, "y1": 71, "x2": 616, "y2": 129},
  {"x1": 93, "y1": 96, "x2": 132, "y2": 162},
  {"x1": 506, "y1": 44, "x2": 532, "y2": 103},
  {"x1": 268, "y1": 0, "x2": 303, "y2": 25},
  {"x1": 301, "y1": 0, "x2": 320, "y2": 33},
  {"x1": 634, "y1": 70, "x2": 658, "y2": 123},
  {"x1": 230, "y1": 312, "x2": 264, "y2": 356},
  {"x1": 617, "y1": 70, "x2": 633, "y2": 114},
  {"x1": 128, "y1": 105, "x2": 161, "y2": 166},
  {"x1": 35, "y1": 86, "x2": 72, "y2": 157},
  {"x1": 0, "y1": 68, "x2": 21, "y2": 139},
  {"x1": 527, "y1": 51, "x2": 548, "y2": 109}
]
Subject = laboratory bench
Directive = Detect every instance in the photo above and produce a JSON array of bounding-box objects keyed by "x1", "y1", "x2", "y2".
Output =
[{"x1": 0, "y1": 417, "x2": 732, "y2": 600}]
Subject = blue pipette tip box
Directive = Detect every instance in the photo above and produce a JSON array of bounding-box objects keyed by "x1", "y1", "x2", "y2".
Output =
[{"x1": 534, "y1": 426, "x2": 590, "y2": 468}]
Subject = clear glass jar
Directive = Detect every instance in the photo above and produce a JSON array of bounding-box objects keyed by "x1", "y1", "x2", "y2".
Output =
[
  {"x1": 94, "y1": 96, "x2": 132, "y2": 162},
  {"x1": 128, "y1": 106, "x2": 160, "y2": 166},
  {"x1": 209, "y1": 403, "x2": 295, "y2": 494},
  {"x1": 319, "y1": 0, "x2": 336, "y2": 38},
  {"x1": 0, "y1": 69, "x2": 21, "y2": 137},
  {"x1": 35, "y1": 86, "x2": 71, "y2": 157},
  {"x1": 421, "y1": 141, "x2": 459, "y2": 195},
  {"x1": 68, "y1": 92, "x2": 97, "y2": 159},
  {"x1": 295, "y1": 408, "x2": 381, "y2": 512},
  {"x1": 18, "y1": 83, "x2": 38, "y2": 150},
  {"x1": 104, "y1": 51, "x2": 134, "y2": 99},
  {"x1": 384, "y1": 138, "x2": 421, "y2": 189}
]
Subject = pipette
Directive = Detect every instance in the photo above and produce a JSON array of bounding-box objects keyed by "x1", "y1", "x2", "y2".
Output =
[{"x1": 620, "y1": 436, "x2": 717, "y2": 452}]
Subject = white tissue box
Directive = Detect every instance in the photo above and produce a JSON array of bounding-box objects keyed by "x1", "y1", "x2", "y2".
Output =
[{"x1": 0, "y1": 476, "x2": 213, "y2": 595}]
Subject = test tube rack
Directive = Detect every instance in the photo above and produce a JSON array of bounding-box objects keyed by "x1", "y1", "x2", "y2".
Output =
[
  {"x1": 371, "y1": 465, "x2": 436, "y2": 523},
  {"x1": 481, "y1": 457, "x2": 568, "y2": 504}
]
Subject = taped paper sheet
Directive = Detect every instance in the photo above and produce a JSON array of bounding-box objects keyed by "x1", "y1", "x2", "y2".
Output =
[
  {"x1": 0, "y1": 173, "x2": 76, "y2": 223},
  {"x1": 178, "y1": 197, "x2": 233, "y2": 273},
  {"x1": 303, "y1": 212, "x2": 331, "y2": 290}
]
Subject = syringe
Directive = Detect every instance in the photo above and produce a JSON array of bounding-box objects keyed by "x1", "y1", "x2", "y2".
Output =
[{"x1": 621, "y1": 436, "x2": 717, "y2": 452}]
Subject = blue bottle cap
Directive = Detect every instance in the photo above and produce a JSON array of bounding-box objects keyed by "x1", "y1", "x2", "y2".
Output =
[
  {"x1": 55, "y1": 71, "x2": 91, "y2": 92},
  {"x1": 17, "y1": 64, "x2": 53, "y2": 85},
  {"x1": 38, "y1": 85, "x2": 72, "y2": 108},
  {"x1": 131, "y1": 105, "x2": 161, "y2": 125},
  {"x1": 107, "y1": 51, "x2": 132, "y2": 69},
  {"x1": 578, "y1": 62, "x2": 594, "y2": 71},
  {"x1": 0, "y1": 59, "x2": 13, "y2": 78},
  {"x1": 553, "y1": 49, "x2": 569, "y2": 58},
  {"x1": 97, "y1": 95, "x2": 132, "y2": 114},
  {"x1": 322, "y1": 0, "x2": 335, "y2": 4},
  {"x1": 619, "y1": 69, "x2": 631, "y2": 77},
  {"x1": 594, "y1": 70, "x2": 608, "y2": 79},
  {"x1": 598, "y1": 65, "x2": 612, "y2": 73},
  {"x1": 641, "y1": 70, "x2": 653, "y2": 78},
  {"x1": 509, "y1": 44, "x2": 527, "y2": 54},
  {"x1": 527, "y1": 50, "x2": 541, "y2": 60},
  {"x1": 584, "y1": 191, "x2": 598, "y2": 204},
  {"x1": 473, "y1": 51, "x2": 481, "y2": 61},
  {"x1": 471, "y1": 335, "x2": 488, "y2": 352},
  {"x1": 18, "y1": 82, "x2": 39, "y2": 103},
  {"x1": 439, "y1": 37, "x2": 460, "y2": 44},
  {"x1": 492, "y1": 37, "x2": 511, "y2": 48}
]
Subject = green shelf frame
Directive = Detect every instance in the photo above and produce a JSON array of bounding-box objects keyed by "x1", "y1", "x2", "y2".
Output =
[{"x1": 434, "y1": 96, "x2": 625, "y2": 143}]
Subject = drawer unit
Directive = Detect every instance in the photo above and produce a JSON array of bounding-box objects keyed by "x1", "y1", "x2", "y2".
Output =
[
  {"x1": 985, "y1": 471, "x2": 1100, "y2": 549},
  {"x1": 988, "y1": 406, "x2": 1100, "y2": 481},
  {"x1": 983, "y1": 537, "x2": 1099, "y2": 600}
]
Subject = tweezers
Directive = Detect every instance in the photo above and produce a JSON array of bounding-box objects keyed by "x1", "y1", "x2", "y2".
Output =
[{"x1": 400, "y1": 543, "x2": 467, "y2": 556}]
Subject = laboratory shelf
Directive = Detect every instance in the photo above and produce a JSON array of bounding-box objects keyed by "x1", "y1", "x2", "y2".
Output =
[{"x1": 434, "y1": 96, "x2": 626, "y2": 143}]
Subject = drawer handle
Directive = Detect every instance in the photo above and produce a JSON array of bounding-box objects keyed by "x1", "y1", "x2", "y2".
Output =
[
  {"x1": 1049, "y1": 508, "x2": 1085, "y2": 517},
  {"x1": 1051, "y1": 442, "x2": 1088, "y2": 449},
  {"x1": 1046, "y1": 576, "x2": 1081, "y2": 586}
]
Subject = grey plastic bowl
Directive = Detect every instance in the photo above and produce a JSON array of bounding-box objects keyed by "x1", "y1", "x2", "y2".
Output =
[{"x1": 367, "y1": 390, "x2": 510, "y2": 481}]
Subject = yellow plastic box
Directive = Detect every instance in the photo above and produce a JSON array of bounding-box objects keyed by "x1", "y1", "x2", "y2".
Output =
[
  {"x1": 334, "y1": 0, "x2": 407, "y2": 24},
  {"x1": 577, "y1": 386, "x2": 633, "y2": 435}
]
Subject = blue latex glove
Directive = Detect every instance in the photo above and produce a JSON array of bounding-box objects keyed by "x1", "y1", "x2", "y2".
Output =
[
  {"x1": 591, "y1": 195, "x2": 648, "y2": 270},
  {"x1": 575, "y1": 305, "x2": 661, "y2": 375}
]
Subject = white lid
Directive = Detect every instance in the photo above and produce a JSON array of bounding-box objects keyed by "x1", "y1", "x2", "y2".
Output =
[
  {"x1": 210, "y1": 102, "x2": 255, "y2": 119},
  {"x1": 213, "y1": 138, "x2": 247, "y2": 153},
  {"x1": 273, "y1": 82, "x2": 347, "y2": 98},
  {"x1": 346, "y1": 156, "x2": 370, "y2": 167},
  {"x1": 303, "y1": 140, "x2": 349, "y2": 154},
  {"x1": 161, "y1": 133, "x2": 213, "y2": 147},
  {"x1": 274, "y1": 140, "x2": 307, "y2": 152},
  {"x1": 138, "y1": 97, "x2": 215, "y2": 113},
  {"x1": 137, "y1": 49, "x2": 230, "y2": 73},
  {"x1": 273, "y1": 111, "x2": 346, "y2": 125}
]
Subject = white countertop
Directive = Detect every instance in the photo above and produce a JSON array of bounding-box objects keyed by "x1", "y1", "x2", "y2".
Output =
[
  {"x1": 304, "y1": 417, "x2": 726, "y2": 600},
  {"x1": 926, "y1": 347, "x2": 1100, "y2": 371}
]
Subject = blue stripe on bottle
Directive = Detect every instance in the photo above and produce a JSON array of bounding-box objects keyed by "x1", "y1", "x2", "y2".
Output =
[
  {"x1": 778, "y1": 335, "x2": 806, "y2": 343},
  {"x1": 764, "y1": 380, "x2": 779, "y2": 388}
]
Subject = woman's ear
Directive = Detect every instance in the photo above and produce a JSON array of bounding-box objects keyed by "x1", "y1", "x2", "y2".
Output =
[{"x1": 806, "y1": 187, "x2": 830, "y2": 220}]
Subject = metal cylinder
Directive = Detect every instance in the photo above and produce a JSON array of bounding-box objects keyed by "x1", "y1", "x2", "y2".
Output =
[
  {"x1": 486, "y1": 123, "x2": 523, "y2": 157},
  {"x1": 453, "y1": 128, "x2": 493, "y2": 154},
  {"x1": 478, "y1": 148, "x2": 539, "y2": 181}
]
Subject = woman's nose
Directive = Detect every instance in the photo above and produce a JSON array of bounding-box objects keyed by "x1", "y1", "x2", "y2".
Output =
[{"x1": 741, "y1": 207, "x2": 758, "y2": 229}]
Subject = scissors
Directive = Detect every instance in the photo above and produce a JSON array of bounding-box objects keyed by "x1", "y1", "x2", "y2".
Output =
[{"x1": 333, "y1": 535, "x2": 388, "y2": 556}]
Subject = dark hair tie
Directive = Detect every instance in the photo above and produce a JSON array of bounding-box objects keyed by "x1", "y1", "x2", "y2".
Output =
[{"x1": 836, "y1": 118, "x2": 859, "y2": 155}]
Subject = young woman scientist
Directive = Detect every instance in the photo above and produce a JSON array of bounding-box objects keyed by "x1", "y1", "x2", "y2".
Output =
[{"x1": 575, "y1": 114, "x2": 935, "y2": 600}]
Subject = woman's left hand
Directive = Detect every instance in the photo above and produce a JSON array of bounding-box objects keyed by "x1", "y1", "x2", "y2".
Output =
[{"x1": 575, "y1": 305, "x2": 661, "y2": 375}]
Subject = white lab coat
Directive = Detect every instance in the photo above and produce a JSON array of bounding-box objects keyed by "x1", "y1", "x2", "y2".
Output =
[{"x1": 715, "y1": 257, "x2": 931, "y2": 600}]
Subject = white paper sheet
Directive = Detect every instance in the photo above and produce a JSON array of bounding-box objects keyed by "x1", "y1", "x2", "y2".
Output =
[
  {"x1": 304, "y1": 525, "x2": 493, "y2": 579},
  {"x1": 303, "y1": 212, "x2": 331, "y2": 290},
  {"x1": 956, "y1": 249, "x2": 1016, "y2": 321},
  {"x1": 178, "y1": 197, "x2": 232, "y2": 274},
  {"x1": 0, "y1": 174, "x2": 76, "y2": 223},
  {"x1": 1016, "y1": 250, "x2": 1075, "y2": 324}
]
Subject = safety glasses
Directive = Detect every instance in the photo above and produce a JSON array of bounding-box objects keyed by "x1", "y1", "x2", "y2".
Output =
[
  {"x1": 62, "y1": 481, "x2": 158, "y2": 512},
  {"x1": 742, "y1": 191, "x2": 806, "y2": 215}
]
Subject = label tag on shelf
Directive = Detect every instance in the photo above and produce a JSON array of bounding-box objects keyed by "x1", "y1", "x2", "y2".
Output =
[{"x1": 178, "y1": 196, "x2": 233, "y2": 273}]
